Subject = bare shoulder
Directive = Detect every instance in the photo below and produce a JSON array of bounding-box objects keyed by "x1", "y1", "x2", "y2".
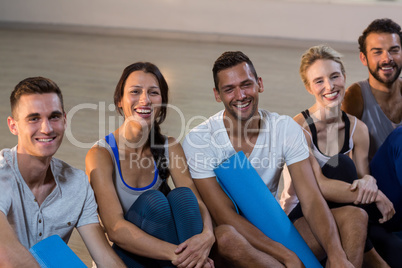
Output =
[
  {"x1": 293, "y1": 113, "x2": 305, "y2": 126},
  {"x1": 342, "y1": 83, "x2": 363, "y2": 119},
  {"x1": 86, "y1": 145, "x2": 112, "y2": 163},
  {"x1": 166, "y1": 136, "x2": 183, "y2": 154},
  {"x1": 347, "y1": 114, "x2": 369, "y2": 143},
  {"x1": 85, "y1": 145, "x2": 114, "y2": 181},
  {"x1": 293, "y1": 112, "x2": 311, "y2": 137}
]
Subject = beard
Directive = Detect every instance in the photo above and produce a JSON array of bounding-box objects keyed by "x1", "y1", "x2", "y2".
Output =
[{"x1": 368, "y1": 61, "x2": 402, "y2": 86}]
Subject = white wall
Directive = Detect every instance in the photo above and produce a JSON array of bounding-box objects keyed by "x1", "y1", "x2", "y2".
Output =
[{"x1": 1, "y1": 0, "x2": 402, "y2": 43}]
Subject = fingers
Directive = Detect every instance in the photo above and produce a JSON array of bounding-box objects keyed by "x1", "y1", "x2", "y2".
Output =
[
  {"x1": 208, "y1": 258, "x2": 215, "y2": 268},
  {"x1": 377, "y1": 203, "x2": 395, "y2": 224},
  {"x1": 350, "y1": 180, "x2": 358, "y2": 191},
  {"x1": 352, "y1": 179, "x2": 378, "y2": 205},
  {"x1": 175, "y1": 242, "x2": 187, "y2": 254},
  {"x1": 361, "y1": 187, "x2": 377, "y2": 204}
]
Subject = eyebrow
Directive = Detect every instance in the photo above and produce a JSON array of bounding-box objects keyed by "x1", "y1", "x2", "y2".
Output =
[
  {"x1": 130, "y1": 85, "x2": 160, "y2": 89},
  {"x1": 26, "y1": 111, "x2": 63, "y2": 119},
  {"x1": 370, "y1": 45, "x2": 401, "y2": 52},
  {"x1": 221, "y1": 78, "x2": 253, "y2": 90},
  {"x1": 312, "y1": 76, "x2": 323, "y2": 83}
]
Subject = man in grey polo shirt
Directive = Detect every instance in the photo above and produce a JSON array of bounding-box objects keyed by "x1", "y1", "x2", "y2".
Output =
[{"x1": 0, "y1": 77, "x2": 125, "y2": 267}]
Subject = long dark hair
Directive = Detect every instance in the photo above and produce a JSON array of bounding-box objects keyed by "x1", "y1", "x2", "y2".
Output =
[{"x1": 114, "y1": 62, "x2": 171, "y2": 194}]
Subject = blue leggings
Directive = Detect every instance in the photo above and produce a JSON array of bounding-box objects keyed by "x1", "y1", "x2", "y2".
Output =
[
  {"x1": 113, "y1": 187, "x2": 203, "y2": 268},
  {"x1": 370, "y1": 126, "x2": 402, "y2": 232}
]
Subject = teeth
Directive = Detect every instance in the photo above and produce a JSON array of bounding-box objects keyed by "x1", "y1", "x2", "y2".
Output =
[
  {"x1": 38, "y1": 138, "x2": 53, "y2": 142},
  {"x1": 324, "y1": 92, "x2": 338, "y2": 98},
  {"x1": 381, "y1": 67, "x2": 393, "y2": 70},
  {"x1": 236, "y1": 102, "x2": 250, "y2": 108},
  {"x1": 136, "y1": 109, "x2": 151, "y2": 114}
]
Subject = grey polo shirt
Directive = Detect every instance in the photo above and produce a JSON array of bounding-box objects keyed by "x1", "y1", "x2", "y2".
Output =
[{"x1": 0, "y1": 146, "x2": 99, "y2": 248}]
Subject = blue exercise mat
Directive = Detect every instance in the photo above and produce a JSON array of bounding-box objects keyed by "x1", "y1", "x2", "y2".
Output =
[
  {"x1": 214, "y1": 151, "x2": 321, "y2": 267},
  {"x1": 29, "y1": 235, "x2": 87, "y2": 268}
]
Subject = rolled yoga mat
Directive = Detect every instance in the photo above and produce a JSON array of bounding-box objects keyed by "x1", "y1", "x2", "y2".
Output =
[
  {"x1": 29, "y1": 235, "x2": 87, "y2": 268},
  {"x1": 214, "y1": 151, "x2": 321, "y2": 267}
]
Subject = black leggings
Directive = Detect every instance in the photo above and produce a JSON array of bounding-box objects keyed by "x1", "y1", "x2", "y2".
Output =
[{"x1": 289, "y1": 154, "x2": 402, "y2": 267}]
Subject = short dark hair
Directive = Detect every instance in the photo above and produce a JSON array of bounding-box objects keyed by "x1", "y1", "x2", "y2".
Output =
[
  {"x1": 212, "y1": 51, "x2": 258, "y2": 91},
  {"x1": 10, "y1": 77, "x2": 64, "y2": 118},
  {"x1": 359, "y1": 18, "x2": 402, "y2": 55},
  {"x1": 114, "y1": 62, "x2": 168, "y2": 125}
]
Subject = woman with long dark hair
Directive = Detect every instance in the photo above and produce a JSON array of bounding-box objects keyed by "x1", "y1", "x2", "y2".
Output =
[{"x1": 86, "y1": 62, "x2": 215, "y2": 267}]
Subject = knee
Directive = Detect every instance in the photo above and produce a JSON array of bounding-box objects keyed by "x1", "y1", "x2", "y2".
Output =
[
  {"x1": 215, "y1": 225, "x2": 237, "y2": 245},
  {"x1": 338, "y1": 206, "x2": 369, "y2": 229},
  {"x1": 127, "y1": 190, "x2": 170, "y2": 220},
  {"x1": 137, "y1": 189, "x2": 166, "y2": 204},
  {"x1": 214, "y1": 225, "x2": 244, "y2": 257},
  {"x1": 167, "y1": 187, "x2": 196, "y2": 204}
]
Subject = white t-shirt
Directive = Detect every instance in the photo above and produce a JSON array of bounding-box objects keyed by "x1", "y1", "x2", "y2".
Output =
[{"x1": 183, "y1": 109, "x2": 309, "y2": 198}]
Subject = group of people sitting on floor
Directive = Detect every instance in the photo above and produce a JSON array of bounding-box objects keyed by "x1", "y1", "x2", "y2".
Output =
[{"x1": 0, "y1": 18, "x2": 401, "y2": 268}]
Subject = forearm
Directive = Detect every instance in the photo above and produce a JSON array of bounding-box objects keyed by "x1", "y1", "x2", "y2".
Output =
[
  {"x1": 319, "y1": 178, "x2": 357, "y2": 203},
  {"x1": 109, "y1": 224, "x2": 177, "y2": 261},
  {"x1": 198, "y1": 201, "x2": 215, "y2": 241},
  {"x1": 0, "y1": 212, "x2": 40, "y2": 268},
  {"x1": 0, "y1": 244, "x2": 40, "y2": 268},
  {"x1": 92, "y1": 245, "x2": 126, "y2": 268}
]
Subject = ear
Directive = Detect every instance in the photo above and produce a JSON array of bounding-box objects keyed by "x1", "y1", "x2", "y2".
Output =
[
  {"x1": 359, "y1": 52, "x2": 368, "y2": 67},
  {"x1": 63, "y1": 112, "x2": 67, "y2": 129},
  {"x1": 213, "y1": 88, "x2": 222, "y2": 102},
  {"x1": 7, "y1": 116, "x2": 18, "y2": 136},
  {"x1": 257, "y1": 77, "x2": 264, "y2": 93}
]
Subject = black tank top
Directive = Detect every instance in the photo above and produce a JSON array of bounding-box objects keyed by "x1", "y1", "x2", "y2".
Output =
[{"x1": 301, "y1": 109, "x2": 350, "y2": 156}]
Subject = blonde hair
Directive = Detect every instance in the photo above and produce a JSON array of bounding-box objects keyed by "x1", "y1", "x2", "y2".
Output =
[{"x1": 299, "y1": 45, "x2": 345, "y2": 87}]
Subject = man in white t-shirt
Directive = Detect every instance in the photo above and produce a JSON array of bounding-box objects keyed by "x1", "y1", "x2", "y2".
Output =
[
  {"x1": 0, "y1": 77, "x2": 125, "y2": 267},
  {"x1": 183, "y1": 51, "x2": 368, "y2": 267}
]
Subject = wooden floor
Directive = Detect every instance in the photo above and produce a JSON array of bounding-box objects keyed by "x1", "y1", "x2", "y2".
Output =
[{"x1": 0, "y1": 27, "x2": 368, "y2": 266}]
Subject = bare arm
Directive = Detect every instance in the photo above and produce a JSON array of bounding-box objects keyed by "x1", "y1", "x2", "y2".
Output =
[
  {"x1": 77, "y1": 223, "x2": 126, "y2": 267},
  {"x1": 288, "y1": 159, "x2": 350, "y2": 264},
  {"x1": 85, "y1": 147, "x2": 177, "y2": 261},
  {"x1": 166, "y1": 137, "x2": 215, "y2": 267},
  {"x1": 350, "y1": 118, "x2": 378, "y2": 204},
  {"x1": 294, "y1": 114, "x2": 375, "y2": 204},
  {"x1": 193, "y1": 176, "x2": 300, "y2": 266},
  {"x1": 0, "y1": 212, "x2": 40, "y2": 268},
  {"x1": 293, "y1": 114, "x2": 362, "y2": 204},
  {"x1": 342, "y1": 83, "x2": 364, "y2": 119},
  {"x1": 351, "y1": 118, "x2": 395, "y2": 223}
]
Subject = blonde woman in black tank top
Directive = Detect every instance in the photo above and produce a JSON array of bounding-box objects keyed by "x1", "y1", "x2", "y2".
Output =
[{"x1": 281, "y1": 45, "x2": 399, "y2": 267}]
